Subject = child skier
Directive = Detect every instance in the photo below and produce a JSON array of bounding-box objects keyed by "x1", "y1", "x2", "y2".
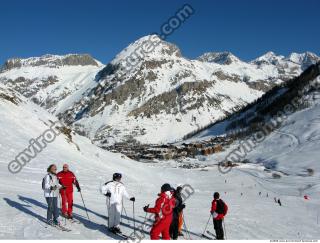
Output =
[{"x1": 170, "y1": 186, "x2": 185, "y2": 240}]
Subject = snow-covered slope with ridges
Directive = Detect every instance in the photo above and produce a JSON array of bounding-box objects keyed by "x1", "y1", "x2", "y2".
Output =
[
  {"x1": 0, "y1": 83, "x2": 319, "y2": 239},
  {"x1": 0, "y1": 54, "x2": 104, "y2": 114},
  {"x1": 0, "y1": 36, "x2": 319, "y2": 146},
  {"x1": 59, "y1": 35, "x2": 319, "y2": 145}
]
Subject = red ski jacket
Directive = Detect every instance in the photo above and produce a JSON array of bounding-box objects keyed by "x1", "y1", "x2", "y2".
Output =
[
  {"x1": 210, "y1": 199, "x2": 228, "y2": 220},
  {"x1": 147, "y1": 191, "x2": 176, "y2": 224},
  {"x1": 57, "y1": 170, "x2": 79, "y2": 193}
]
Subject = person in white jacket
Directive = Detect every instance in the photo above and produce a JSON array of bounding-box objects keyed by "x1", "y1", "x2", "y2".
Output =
[
  {"x1": 101, "y1": 173, "x2": 135, "y2": 233},
  {"x1": 43, "y1": 164, "x2": 63, "y2": 225}
]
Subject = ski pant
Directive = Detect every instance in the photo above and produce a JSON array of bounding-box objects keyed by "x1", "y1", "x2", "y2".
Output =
[
  {"x1": 46, "y1": 197, "x2": 59, "y2": 224},
  {"x1": 213, "y1": 219, "x2": 224, "y2": 240},
  {"x1": 178, "y1": 212, "x2": 183, "y2": 233},
  {"x1": 150, "y1": 216, "x2": 172, "y2": 240},
  {"x1": 108, "y1": 203, "x2": 122, "y2": 228},
  {"x1": 170, "y1": 213, "x2": 179, "y2": 240},
  {"x1": 60, "y1": 189, "x2": 73, "y2": 216}
]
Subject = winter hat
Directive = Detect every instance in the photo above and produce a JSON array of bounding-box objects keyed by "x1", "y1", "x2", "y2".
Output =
[
  {"x1": 213, "y1": 192, "x2": 220, "y2": 199},
  {"x1": 161, "y1": 183, "x2": 172, "y2": 192},
  {"x1": 113, "y1": 172, "x2": 122, "y2": 181},
  {"x1": 176, "y1": 186, "x2": 183, "y2": 193}
]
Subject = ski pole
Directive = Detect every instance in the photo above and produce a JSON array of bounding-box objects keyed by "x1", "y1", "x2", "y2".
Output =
[
  {"x1": 63, "y1": 189, "x2": 67, "y2": 225},
  {"x1": 121, "y1": 201, "x2": 123, "y2": 223},
  {"x1": 223, "y1": 219, "x2": 227, "y2": 240},
  {"x1": 122, "y1": 202, "x2": 130, "y2": 224},
  {"x1": 182, "y1": 212, "x2": 191, "y2": 240},
  {"x1": 107, "y1": 196, "x2": 110, "y2": 228},
  {"x1": 79, "y1": 190, "x2": 90, "y2": 221},
  {"x1": 201, "y1": 214, "x2": 212, "y2": 237},
  {"x1": 133, "y1": 201, "x2": 136, "y2": 235}
]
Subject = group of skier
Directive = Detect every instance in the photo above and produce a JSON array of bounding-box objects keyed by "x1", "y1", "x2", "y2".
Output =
[
  {"x1": 42, "y1": 164, "x2": 81, "y2": 225},
  {"x1": 42, "y1": 164, "x2": 228, "y2": 240}
]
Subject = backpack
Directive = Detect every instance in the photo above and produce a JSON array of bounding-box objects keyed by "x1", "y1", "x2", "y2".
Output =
[
  {"x1": 216, "y1": 199, "x2": 226, "y2": 215},
  {"x1": 42, "y1": 174, "x2": 52, "y2": 190}
]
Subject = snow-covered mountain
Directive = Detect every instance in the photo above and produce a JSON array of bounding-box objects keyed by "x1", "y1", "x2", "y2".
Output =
[
  {"x1": 0, "y1": 54, "x2": 103, "y2": 114},
  {"x1": 0, "y1": 78, "x2": 319, "y2": 240},
  {"x1": 188, "y1": 62, "x2": 320, "y2": 177},
  {"x1": 0, "y1": 35, "x2": 319, "y2": 146},
  {"x1": 58, "y1": 35, "x2": 319, "y2": 145}
]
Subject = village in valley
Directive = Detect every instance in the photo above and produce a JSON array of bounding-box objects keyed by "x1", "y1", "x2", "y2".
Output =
[{"x1": 105, "y1": 136, "x2": 232, "y2": 162}]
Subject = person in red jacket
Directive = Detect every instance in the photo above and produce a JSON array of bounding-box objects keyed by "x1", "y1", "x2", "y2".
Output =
[
  {"x1": 57, "y1": 164, "x2": 80, "y2": 219},
  {"x1": 210, "y1": 192, "x2": 228, "y2": 240},
  {"x1": 143, "y1": 183, "x2": 175, "y2": 240}
]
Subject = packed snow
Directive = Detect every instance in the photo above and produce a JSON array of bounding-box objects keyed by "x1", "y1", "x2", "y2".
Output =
[{"x1": 0, "y1": 84, "x2": 319, "y2": 240}]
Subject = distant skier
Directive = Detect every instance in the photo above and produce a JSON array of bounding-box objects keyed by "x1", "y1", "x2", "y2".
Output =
[
  {"x1": 210, "y1": 192, "x2": 228, "y2": 240},
  {"x1": 42, "y1": 164, "x2": 64, "y2": 226},
  {"x1": 277, "y1": 199, "x2": 282, "y2": 206},
  {"x1": 101, "y1": 173, "x2": 135, "y2": 234},
  {"x1": 259, "y1": 191, "x2": 261, "y2": 196},
  {"x1": 170, "y1": 186, "x2": 186, "y2": 240},
  {"x1": 57, "y1": 164, "x2": 81, "y2": 219},
  {"x1": 144, "y1": 183, "x2": 175, "y2": 240}
]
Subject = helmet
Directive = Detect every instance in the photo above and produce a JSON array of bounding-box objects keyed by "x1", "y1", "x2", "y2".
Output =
[
  {"x1": 213, "y1": 192, "x2": 220, "y2": 199},
  {"x1": 161, "y1": 183, "x2": 172, "y2": 192},
  {"x1": 113, "y1": 173, "x2": 122, "y2": 181}
]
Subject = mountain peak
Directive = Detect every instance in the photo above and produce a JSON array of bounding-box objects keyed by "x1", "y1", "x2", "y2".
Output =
[
  {"x1": 112, "y1": 34, "x2": 182, "y2": 65},
  {"x1": 287, "y1": 52, "x2": 319, "y2": 66},
  {"x1": 1, "y1": 54, "x2": 102, "y2": 71},
  {"x1": 197, "y1": 51, "x2": 241, "y2": 65}
]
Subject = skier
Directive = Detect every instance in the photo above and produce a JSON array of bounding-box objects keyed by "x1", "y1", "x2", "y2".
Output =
[
  {"x1": 144, "y1": 183, "x2": 175, "y2": 240},
  {"x1": 42, "y1": 164, "x2": 64, "y2": 226},
  {"x1": 277, "y1": 199, "x2": 282, "y2": 206},
  {"x1": 57, "y1": 164, "x2": 81, "y2": 219},
  {"x1": 101, "y1": 173, "x2": 135, "y2": 234},
  {"x1": 210, "y1": 192, "x2": 228, "y2": 240},
  {"x1": 170, "y1": 186, "x2": 185, "y2": 240}
]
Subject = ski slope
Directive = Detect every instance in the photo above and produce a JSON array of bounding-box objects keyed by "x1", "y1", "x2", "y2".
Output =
[{"x1": 0, "y1": 85, "x2": 319, "y2": 240}]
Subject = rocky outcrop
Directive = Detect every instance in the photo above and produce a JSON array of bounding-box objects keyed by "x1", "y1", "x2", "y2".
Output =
[{"x1": 1, "y1": 54, "x2": 100, "y2": 72}]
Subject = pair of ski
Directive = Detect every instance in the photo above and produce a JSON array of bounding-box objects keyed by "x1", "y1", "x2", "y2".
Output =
[
  {"x1": 202, "y1": 230, "x2": 217, "y2": 240},
  {"x1": 102, "y1": 225, "x2": 135, "y2": 240},
  {"x1": 41, "y1": 218, "x2": 81, "y2": 232}
]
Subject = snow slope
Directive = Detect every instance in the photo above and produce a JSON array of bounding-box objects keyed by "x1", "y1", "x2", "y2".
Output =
[{"x1": 0, "y1": 84, "x2": 319, "y2": 240}]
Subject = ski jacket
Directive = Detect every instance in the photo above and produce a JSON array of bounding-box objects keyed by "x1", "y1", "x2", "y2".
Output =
[
  {"x1": 147, "y1": 191, "x2": 176, "y2": 223},
  {"x1": 210, "y1": 199, "x2": 228, "y2": 220},
  {"x1": 101, "y1": 181, "x2": 130, "y2": 205},
  {"x1": 43, "y1": 173, "x2": 62, "y2": 198},
  {"x1": 57, "y1": 170, "x2": 79, "y2": 193}
]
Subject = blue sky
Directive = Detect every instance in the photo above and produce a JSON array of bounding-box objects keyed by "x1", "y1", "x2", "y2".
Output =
[{"x1": 0, "y1": 0, "x2": 319, "y2": 64}]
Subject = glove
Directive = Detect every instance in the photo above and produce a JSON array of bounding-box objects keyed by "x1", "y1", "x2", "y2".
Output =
[
  {"x1": 61, "y1": 185, "x2": 66, "y2": 189},
  {"x1": 181, "y1": 203, "x2": 186, "y2": 209},
  {"x1": 50, "y1": 185, "x2": 57, "y2": 190},
  {"x1": 143, "y1": 205, "x2": 149, "y2": 212},
  {"x1": 77, "y1": 186, "x2": 81, "y2": 192},
  {"x1": 130, "y1": 197, "x2": 135, "y2": 202},
  {"x1": 105, "y1": 192, "x2": 111, "y2": 197}
]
